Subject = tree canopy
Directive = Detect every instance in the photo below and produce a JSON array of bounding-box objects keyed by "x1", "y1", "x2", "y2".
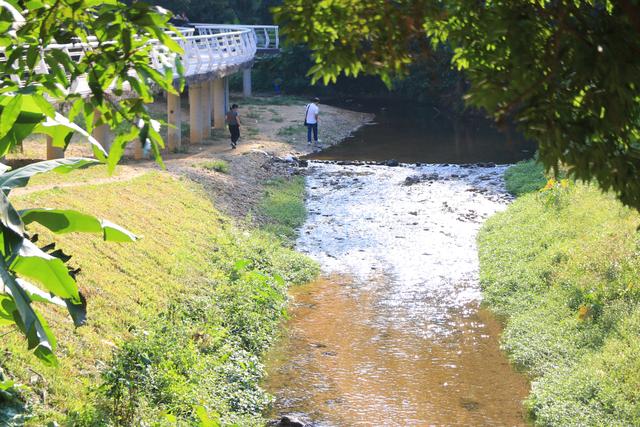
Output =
[
  {"x1": 151, "y1": 0, "x2": 280, "y2": 24},
  {"x1": 274, "y1": 0, "x2": 640, "y2": 210}
]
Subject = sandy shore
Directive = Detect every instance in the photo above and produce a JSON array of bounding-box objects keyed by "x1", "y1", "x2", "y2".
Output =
[{"x1": 9, "y1": 94, "x2": 374, "y2": 222}]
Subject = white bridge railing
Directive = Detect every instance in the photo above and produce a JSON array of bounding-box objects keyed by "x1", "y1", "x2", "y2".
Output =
[
  {"x1": 18, "y1": 24, "x2": 270, "y2": 96},
  {"x1": 193, "y1": 24, "x2": 279, "y2": 51}
]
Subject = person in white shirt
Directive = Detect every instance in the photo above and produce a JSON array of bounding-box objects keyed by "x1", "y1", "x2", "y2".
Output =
[{"x1": 305, "y1": 97, "x2": 320, "y2": 145}]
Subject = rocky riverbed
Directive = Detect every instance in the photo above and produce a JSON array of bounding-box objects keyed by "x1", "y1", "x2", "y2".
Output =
[{"x1": 265, "y1": 161, "x2": 530, "y2": 426}]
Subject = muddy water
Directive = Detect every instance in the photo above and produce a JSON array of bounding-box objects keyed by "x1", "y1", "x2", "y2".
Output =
[{"x1": 265, "y1": 163, "x2": 530, "y2": 426}]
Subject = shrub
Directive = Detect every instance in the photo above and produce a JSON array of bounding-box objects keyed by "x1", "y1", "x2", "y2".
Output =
[{"x1": 504, "y1": 159, "x2": 547, "y2": 196}]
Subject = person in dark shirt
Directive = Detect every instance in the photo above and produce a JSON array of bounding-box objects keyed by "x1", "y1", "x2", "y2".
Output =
[{"x1": 225, "y1": 104, "x2": 241, "y2": 149}]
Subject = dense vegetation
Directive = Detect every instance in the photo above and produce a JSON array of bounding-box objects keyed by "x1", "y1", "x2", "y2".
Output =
[
  {"x1": 275, "y1": 1, "x2": 640, "y2": 211},
  {"x1": 503, "y1": 160, "x2": 547, "y2": 197},
  {"x1": 1, "y1": 170, "x2": 317, "y2": 425},
  {"x1": 233, "y1": 45, "x2": 465, "y2": 113},
  {"x1": 478, "y1": 161, "x2": 640, "y2": 425}
]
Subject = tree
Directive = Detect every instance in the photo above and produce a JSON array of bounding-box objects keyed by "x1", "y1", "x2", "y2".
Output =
[
  {"x1": 274, "y1": 1, "x2": 640, "y2": 210},
  {"x1": 0, "y1": 0, "x2": 182, "y2": 366}
]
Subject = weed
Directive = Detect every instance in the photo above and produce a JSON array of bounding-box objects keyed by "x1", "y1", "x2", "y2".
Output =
[
  {"x1": 244, "y1": 108, "x2": 261, "y2": 120},
  {"x1": 232, "y1": 95, "x2": 305, "y2": 106},
  {"x1": 257, "y1": 176, "x2": 307, "y2": 245},
  {"x1": 199, "y1": 160, "x2": 230, "y2": 174}
]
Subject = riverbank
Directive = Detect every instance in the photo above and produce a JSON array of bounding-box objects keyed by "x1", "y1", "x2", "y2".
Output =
[
  {"x1": 0, "y1": 95, "x2": 369, "y2": 424},
  {"x1": 478, "y1": 160, "x2": 640, "y2": 425}
]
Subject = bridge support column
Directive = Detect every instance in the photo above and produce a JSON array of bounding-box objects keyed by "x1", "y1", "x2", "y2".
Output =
[
  {"x1": 92, "y1": 111, "x2": 110, "y2": 153},
  {"x1": 242, "y1": 68, "x2": 252, "y2": 97},
  {"x1": 189, "y1": 83, "x2": 203, "y2": 143},
  {"x1": 45, "y1": 135, "x2": 64, "y2": 160},
  {"x1": 224, "y1": 77, "x2": 230, "y2": 112},
  {"x1": 133, "y1": 139, "x2": 143, "y2": 160},
  {"x1": 212, "y1": 78, "x2": 225, "y2": 129},
  {"x1": 167, "y1": 91, "x2": 181, "y2": 152},
  {"x1": 201, "y1": 80, "x2": 211, "y2": 139},
  {"x1": 210, "y1": 79, "x2": 216, "y2": 126}
]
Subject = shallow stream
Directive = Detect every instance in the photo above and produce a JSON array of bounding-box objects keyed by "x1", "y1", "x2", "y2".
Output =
[{"x1": 265, "y1": 162, "x2": 530, "y2": 426}]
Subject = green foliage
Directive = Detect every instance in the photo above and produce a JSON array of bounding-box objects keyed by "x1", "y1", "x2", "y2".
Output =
[
  {"x1": 0, "y1": 171, "x2": 318, "y2": 423},
  {"x1": 258, "y1": 176, "x2": 307, "y2": 243},
  {"x1": 504, "y1": 159, "x2": 547, "y2": 196},
  {"x1": 0, "y1": 159, "x2": 137, "y2": 367},
  {"x1": 199, "y1": 160, "x2": 230, "y2": 174},
  {"x1": 275, "y1": 1, "x2": 640, "y2": 210},
  {"x1": 152, "y1": 0, "x2": 279, "y2": 25},
  {"x1": 0, "y1": 0, "x2": 182, "y2": 365},
  {"x1": 478, "y1": 182, "x2": 640, "y2": 425}
]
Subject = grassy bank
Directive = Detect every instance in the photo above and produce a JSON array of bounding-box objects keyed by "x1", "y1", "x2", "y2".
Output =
[
  {"x1": 478, "y1": 161, "x2": 640, "y2": 425},
  {"x1": 258, "y1": 176, "x2": 307, "y2": 244},
  {"x1": 1, "y1": 170, "x2": 317, "y2": 425}
]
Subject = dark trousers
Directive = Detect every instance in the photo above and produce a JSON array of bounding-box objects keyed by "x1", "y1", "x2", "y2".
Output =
[
  {"x1": 306, "y1": 123, "x2": 318, "y2": 142},
  {"x1": 229, "y1": 125, "x2": 240, "y2": 143}
]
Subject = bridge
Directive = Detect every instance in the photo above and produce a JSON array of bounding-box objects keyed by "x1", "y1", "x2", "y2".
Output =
[{"x1": 43, "y1": 23, "x2": 279, "y2": 159}]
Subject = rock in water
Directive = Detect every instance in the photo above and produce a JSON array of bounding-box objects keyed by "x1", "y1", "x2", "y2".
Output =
[
  {"x1": 277, "y1": 415, "x2": 306, "y2": 427},
  {"x1": 386, "y1": 159, "x2": 399, "y2": 167},
  {"x1": 404, "y1": 175, "x2": 421, "y2": 186}
]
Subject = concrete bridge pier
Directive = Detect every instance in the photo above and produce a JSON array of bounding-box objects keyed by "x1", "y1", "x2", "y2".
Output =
[
  {"x1": 212, "y1": 78, "x2": 225, "y2": 129},
  {"x1": 92, "y1": 111, "x2": 110, "y2": 153},
  {"x1": 189, "y1": 83, "x2": 203, "y2": 143},
  {"x1": 133, "y1": 138, "x2": 143, "y2": 160},
  {"x1": 224, "y1": 77, "x2": 230, "y2": 113},
  {"x1": 46, "y1": 136, "x2": 64, "y2": 160},
  {"x1": 201, "y1": 80, "x2": 212, "y2": 139},
  {"x1": 167, "y1": 91, "x2": 182, "y2": 152},
  {"x1": 242, "y1": 68, "x2": 252, "y2": 98}
]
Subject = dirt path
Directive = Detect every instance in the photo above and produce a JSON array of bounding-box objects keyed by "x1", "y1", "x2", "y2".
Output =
[{"x1": 10, "y1": 95, "x2": 373, "y2": 221}]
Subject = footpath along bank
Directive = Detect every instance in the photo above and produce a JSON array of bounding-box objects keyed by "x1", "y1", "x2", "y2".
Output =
[{"x1": 0, "y1": 95, "x2": 372, "y2": 426}]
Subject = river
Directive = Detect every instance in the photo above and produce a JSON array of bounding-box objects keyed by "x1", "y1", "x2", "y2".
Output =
[{"x1": 265, "y1": 104, "x2": 532, "y2": 426}]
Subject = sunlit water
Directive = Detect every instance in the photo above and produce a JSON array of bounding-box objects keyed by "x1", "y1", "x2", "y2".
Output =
[{"x1": 264, "y1": 162, "x2": 530, "y2": 426}]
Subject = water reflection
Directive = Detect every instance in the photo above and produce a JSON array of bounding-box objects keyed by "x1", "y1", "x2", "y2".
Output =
[{"x1": 308, "y1": 103, "x2": 535, "y2": 164}]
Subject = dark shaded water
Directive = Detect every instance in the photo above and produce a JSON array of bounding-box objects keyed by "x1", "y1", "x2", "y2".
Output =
[{"x1": 308, "y1": 101, "x2": 536, "y2": 164}]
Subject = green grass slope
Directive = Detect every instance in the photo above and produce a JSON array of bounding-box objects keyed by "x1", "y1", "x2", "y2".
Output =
[
  {"x1": 1, "y1": 171, "x2": 318, "y2": 425},
  {"x1": 478, "y1": 170, "x2": 640, "y2": 425}
]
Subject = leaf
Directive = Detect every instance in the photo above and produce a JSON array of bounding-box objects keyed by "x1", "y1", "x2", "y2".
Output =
[
  {"x1": 0, "y1": 379, "x2": 14, "y2": 391},
  {"x1": 100, "y1": 219, "x2": 137, "y2": 242},
  {"x1": 17, "y1": 279, "x2": 86, "y2": 328},
  {"x1": 0, "y1": 261, "x2": 58, "y2": 366},
  {"x1": 0, "y1": 94, "x2": 23, "y2": 139},
  {"x1": 0, "y1": 158, "x2": 98, "y2": 194},
  {"x1": 64, "y1": 293, "x2": 87, "y2": 327},
  {"x1": 34, "y1": 112, "x2": 108, "y2": 161},
  {"x1": 195, "y1": 406, "x2": 221, "y2": 427},
  {"x1": 20, "y1": 208, "x2": 137, "y2": 242},
  {"x1": 0, "y1": 293, "x2": 16, "y2": 326},
  {"x1": 11, "y1": 238, "x2": 80, "y2": 303},
  {"x1": 0, "y1": 189, "x2": 25, "y2": 238},
  {"x1": 21, "y1": 208, "x2": 102, "y2": 234},
  {"x1": 15, "y1": 277, "x2": 65, "y2": 306}
]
